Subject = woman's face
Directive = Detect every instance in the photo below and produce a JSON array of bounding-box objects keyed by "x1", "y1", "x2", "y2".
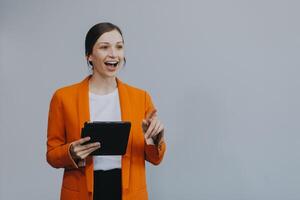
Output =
[{"x1": 88, "y1": 30, "x2": 125, "y2": 78}]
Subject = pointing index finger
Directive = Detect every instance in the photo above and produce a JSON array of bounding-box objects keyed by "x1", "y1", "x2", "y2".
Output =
[{"x1": 145, "y1": 109, "x2": 157, "y2": 121}]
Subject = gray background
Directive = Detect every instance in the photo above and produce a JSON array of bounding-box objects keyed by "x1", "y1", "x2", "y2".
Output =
[{"x1": 1, "y1": 0, "x2": 299, "y2": 199}]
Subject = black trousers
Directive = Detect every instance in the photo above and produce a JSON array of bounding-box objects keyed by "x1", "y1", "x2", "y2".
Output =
[{"x1": 93, "y1": 168, "x2": 122, "y2": 200}]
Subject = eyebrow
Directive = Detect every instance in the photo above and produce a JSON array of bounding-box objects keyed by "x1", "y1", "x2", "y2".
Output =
[{"x1": 98, "y1": 41, "x2": 124, "y2": 44}]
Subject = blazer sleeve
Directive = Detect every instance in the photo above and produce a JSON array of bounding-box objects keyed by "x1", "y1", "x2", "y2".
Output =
[
  {"x1": 144, "y1": 91, "x2": 166, "y2": 165},
  {"x1": 46, "y1": 91, "x2": 79, "y2": 169}
]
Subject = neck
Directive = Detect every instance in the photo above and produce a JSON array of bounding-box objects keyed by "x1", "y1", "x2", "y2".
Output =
[{"x1": 89, "y1": 73, "x2": 117, "y2": 95}]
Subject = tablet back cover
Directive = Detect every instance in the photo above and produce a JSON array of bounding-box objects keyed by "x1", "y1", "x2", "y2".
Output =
[{"x1": 81, "y1": 121, "x2": 131, "y2": 155}]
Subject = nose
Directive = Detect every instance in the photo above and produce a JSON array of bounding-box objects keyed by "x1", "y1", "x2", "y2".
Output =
[{"x1": 108, "y1": 47, "x2": 117, "y2": 58}]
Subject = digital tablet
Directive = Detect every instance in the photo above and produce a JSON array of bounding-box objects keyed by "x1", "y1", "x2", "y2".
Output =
[{"x1": 81, "y1": 121, "x2": 131, "y2": 155}]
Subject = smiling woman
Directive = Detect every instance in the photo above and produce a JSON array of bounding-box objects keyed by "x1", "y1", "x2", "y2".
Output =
[{"x1": 46, "y1": 22, "x2": 166, "y2": 200}]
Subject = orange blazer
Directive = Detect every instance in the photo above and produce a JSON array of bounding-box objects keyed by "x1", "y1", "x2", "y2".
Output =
[{"x1": 46, "y1": 76, "x2": 166, "y2": 200}]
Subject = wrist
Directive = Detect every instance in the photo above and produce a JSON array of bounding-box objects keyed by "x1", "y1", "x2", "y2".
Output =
[{"x1": 69, "y1": 143, "x2": 79, "y2": 161}]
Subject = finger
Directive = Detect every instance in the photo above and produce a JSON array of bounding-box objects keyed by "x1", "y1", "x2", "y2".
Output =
[
  {"x1": 75, "y1": 142, "x2": 100, "y2": 152},
  {"x1": 79, "y1": 147, "x2": 100, "y2": 159},
  {"x1": 147, "y1": 120, "x2": 161, "y2": 139},
  {"x1": 142, "y1": 119, "x2": 149, "y2": 126},
  {"x1": 72, "y1": 137, "x2": 91, "y2": 146},
  {"x1": 146, "y1": 115, "x2": 157, "y2": 126},
  {"x1": 142, "y1": 119, "x2": 149, "y2": 132},
  {"x1": 80, "y1": 146, "x2": 100, "y2": 159},
  {"x1": 73, "y1": 142, "x2": 98, "y2": 153},
  {"x1": 157, "y1": 125, "x2": 164, "y2": 136},
  {"x1": 77, "y1": 145, "x2": 100, "y2": 159},
  {"x1": 145, "y1": 109, "x2": 157, "y2": 121},
  {"x1": 152, "y1": 121, "x2": 162, "y2": 137},
  {"x1": 145, "y1": 119, "x2": 157, "y2": 138},
  {"x1": 154, "y1": 125, "x2": 164, "y2": 140}
]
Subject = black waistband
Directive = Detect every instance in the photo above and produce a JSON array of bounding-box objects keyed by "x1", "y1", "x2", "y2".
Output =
[{"x1": 94, "y1": 168, "x2": 121, "y2": 174}]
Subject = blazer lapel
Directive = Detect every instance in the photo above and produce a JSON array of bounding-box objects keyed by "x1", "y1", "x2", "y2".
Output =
[
  {"x1": 77, "y1": 76, "x2": 133, "y2": 192},
  {"x1": 77, "y1": 76, "x2": 94, "y2": 192},
  {"x1": 117, "y1": 78, "x2": 133, "y2": 190}
]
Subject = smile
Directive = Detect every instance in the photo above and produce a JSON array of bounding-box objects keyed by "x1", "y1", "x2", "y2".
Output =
[{"x1": 104, "y1": 61, "x2": 119, "y2": 67}]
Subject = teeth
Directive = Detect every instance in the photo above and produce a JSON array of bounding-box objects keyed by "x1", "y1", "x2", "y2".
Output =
[{"x1": 105, "y1": 61, "x2": 118, "y2": 64}]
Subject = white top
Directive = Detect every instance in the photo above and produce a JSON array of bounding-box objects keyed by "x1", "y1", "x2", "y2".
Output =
[{"x1": 89, "y1": 88, "x2": 122, "y2": 171}]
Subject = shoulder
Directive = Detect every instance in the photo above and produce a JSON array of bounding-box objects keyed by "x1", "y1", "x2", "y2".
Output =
[
  {"x1": 51, "y1": 80, "x2": 82, "y2": 101},
  {"x1": 54, "y1": 83, "x2": 80, "y2": 96},
  {"x1": 120, "y1": 81, "x2": 150, "y2": 98},
  {"x1": 123, "y1": 82, "x2": 145, "y2": 93}
]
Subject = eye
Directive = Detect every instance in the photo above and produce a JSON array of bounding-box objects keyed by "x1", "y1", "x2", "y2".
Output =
[
  {"x1": 116, "y1": 45, "x2": 123, "y2": 49},
  {"x1": 100, "y1": 46, "x2": 108, "y2": 49}
]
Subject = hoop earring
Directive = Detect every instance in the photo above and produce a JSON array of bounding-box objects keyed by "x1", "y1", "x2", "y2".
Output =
[
  {"x1": 86, "y1": 60, "x2": 93, "y2": 72},
  {"x1": 123, "y1": 57, "x2": 127, "y2": 67}
]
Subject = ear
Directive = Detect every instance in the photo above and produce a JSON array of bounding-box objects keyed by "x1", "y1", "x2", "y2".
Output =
[{"x1": 86, "y1": 55, "x2": 93, "y2": 62}]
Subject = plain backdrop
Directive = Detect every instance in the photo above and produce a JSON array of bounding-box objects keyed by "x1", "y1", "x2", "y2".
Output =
[{"x1": 1, "y1": 0, "x2": 300, "y2": 199}]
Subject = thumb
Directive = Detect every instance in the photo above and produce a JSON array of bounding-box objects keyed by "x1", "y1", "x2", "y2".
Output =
[
  {"x1": 142, "y1": 119, "x2": 148, "y2": 126},
  {"x1": 142, "y1": 119, "x2": 149, "y2": 131}
]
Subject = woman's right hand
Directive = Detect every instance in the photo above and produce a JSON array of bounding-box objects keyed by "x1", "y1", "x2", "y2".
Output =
[{"x1": 69, "y1": 137, "x2": 101, "y2": 161}]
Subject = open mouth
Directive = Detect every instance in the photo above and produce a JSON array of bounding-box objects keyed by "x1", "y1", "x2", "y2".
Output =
[{"x1": 104, "y1": 61, "x2": 119, "y2": 68}]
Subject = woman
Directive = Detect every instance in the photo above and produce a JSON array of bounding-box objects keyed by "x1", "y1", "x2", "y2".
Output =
[{"x1": 46, "y1": 22, "x2": 166, "y2": 200}]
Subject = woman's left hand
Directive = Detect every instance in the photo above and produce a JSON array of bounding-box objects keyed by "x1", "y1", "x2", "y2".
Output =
[{"x1": 142, "y1": 109, "x2": 164, "y2": 144}]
